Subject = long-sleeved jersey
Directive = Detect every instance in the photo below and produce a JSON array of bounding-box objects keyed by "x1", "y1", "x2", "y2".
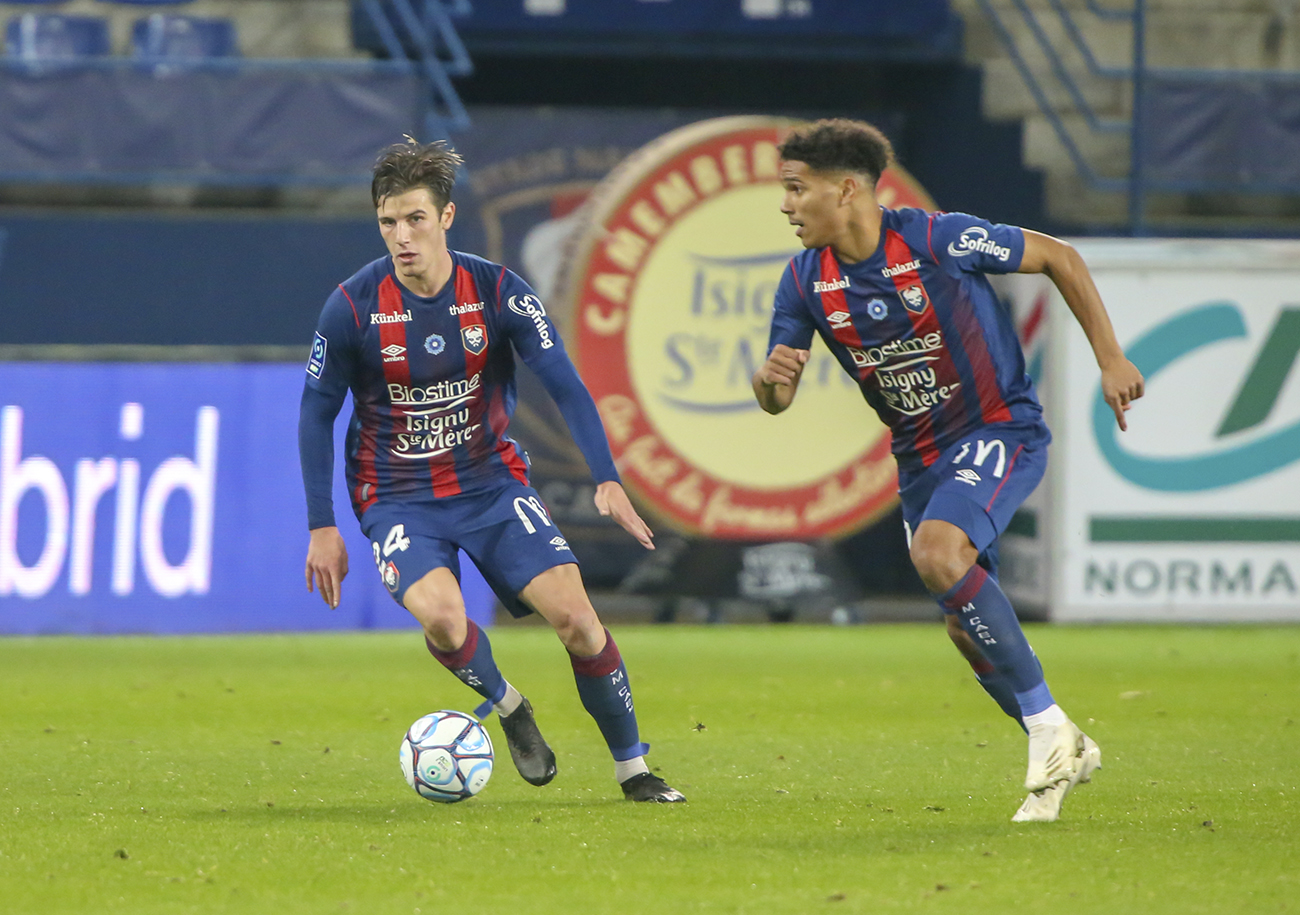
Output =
[{"x1": 300, "y1": 251, "x2": 617, "y2": 529}]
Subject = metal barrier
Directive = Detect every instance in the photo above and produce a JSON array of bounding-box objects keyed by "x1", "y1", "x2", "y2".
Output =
[
  {"x1": 974, "y1": 0, "x2": 1140, "y2": 225},
  {"x1": 354, "y1": 0, "x2": 471, "y2": 134},
  {"x1": 974, "y1": 0, "x2": 1300, "y2": 234}
]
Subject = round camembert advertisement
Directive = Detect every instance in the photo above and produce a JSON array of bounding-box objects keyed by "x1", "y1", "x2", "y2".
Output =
[{"x1": 558, "y1": 116, "x2": 937, "y2": 540}]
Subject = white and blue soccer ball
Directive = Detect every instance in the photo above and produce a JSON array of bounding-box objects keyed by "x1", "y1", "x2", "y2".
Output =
[{"x1": 399, "y1": 710, "x2": 494, "y2": 803}]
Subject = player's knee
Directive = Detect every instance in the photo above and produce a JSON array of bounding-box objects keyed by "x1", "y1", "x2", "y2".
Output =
[
  {"x1": 403, "y1": 579, "x2": 465, "y2": 642},
  {"x1": 910, "y1": 538, "x2": 972, "y2": 594},
  {"x1": 547, "y1": 604, "x2": 603, "y2": 654}
]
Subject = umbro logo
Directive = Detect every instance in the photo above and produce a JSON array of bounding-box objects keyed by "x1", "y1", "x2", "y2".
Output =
[
  {"x1": 380, "y1": 343, "x2": 406, "y2": 363},
  {"x1": 549, "y1": 535, "x2": 570, "y2": 551},
  {"x1": 827, "y1": 310, "x2": 852, "y2": 329},
  {"x1": 955, "y1": 468, "x2": 981, "y2": 486}
]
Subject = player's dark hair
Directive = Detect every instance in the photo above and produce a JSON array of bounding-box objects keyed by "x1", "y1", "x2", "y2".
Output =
[
  {"x1": 371, "y1": 137, "x2": 463, "y2": 210},
  {"x1": 778, "y1": 119, "x2": 895, "y2": 185}
]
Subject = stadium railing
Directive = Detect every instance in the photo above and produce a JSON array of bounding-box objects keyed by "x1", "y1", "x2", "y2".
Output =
[{"x1": 975, "y1": 0, "x2": 1300, "y2": 234}]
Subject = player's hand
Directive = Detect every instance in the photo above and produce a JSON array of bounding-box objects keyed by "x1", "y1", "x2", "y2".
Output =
[
  {"x1": 1101, "y1": 357, "x2": 1145, "y2": 432},
  {"x1": 305, "y1": 526, "x2": 349, "y2": 609},
  {"x1": 753, "y1": 344, "x2": 810, "y2": 414},
  {"x1": 756, "y1": 344, "x2": 809, "y2": 387},
  {"x1": 594, "y1": 480, "x2": 655, "y2": 550}
]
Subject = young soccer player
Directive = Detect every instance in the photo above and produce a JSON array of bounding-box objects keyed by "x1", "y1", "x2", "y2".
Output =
[
  {"x1": 754, "y1": 119, "x2": 1143, "y2": 822},
  {"x1": 299, "y1": 138, "x2": 685, "y2": 803}
]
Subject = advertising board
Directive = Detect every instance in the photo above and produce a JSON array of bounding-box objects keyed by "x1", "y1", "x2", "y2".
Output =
[
  {"x1": 0, "y1": 363, "x2": 492, "y2": 634},
  {"x1": 1003, "y1": 241, "x2": 1300, "y2": 622}
]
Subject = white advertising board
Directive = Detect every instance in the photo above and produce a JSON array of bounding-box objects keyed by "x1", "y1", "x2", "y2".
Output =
[{"x1": 1013, "y1": 240, "x2": 1300, "y2": 622}]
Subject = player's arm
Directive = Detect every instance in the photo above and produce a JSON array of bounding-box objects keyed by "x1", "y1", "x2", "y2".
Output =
[
  {"x1": 299, "y1": 292, "x2": 358, "y2": 606},
  {"x1": 300, "y1": 386, "x2": 349, "y2": 608},
  {"x1": 527, "y1": 355, "x2": 654, "y2": 551},
  {"x1": 754, "y1": 262, "x2": 815, "y2": 415},
  {"x1": 1018, "y1": 230, "x2": 1145, "y2": 431},
  {"x1": 502, "y1": 270, "x2": 655, "y2": 550},
  {"x1": 753, "y1": 345, "x2": 809, "y2": 414}
]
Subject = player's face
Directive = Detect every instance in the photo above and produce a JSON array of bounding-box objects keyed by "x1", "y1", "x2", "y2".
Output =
[
  {"x1": 779, "y1": 160, "x2": 849, "y2": 250},
  {"x1": 377, "y1": 187, "x2": 455, "y2": 283}
]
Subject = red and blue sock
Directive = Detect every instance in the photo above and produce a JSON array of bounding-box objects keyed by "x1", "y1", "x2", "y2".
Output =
[
  {"x1": 569, "y1": 628, "x2": 649, "y2": 762},
  {"x1": 938, "y1": 565, "x2": 1055, "y2": 718},
  {"x1": 425, "y1": 620, "x2": 508, "y2": 706}
]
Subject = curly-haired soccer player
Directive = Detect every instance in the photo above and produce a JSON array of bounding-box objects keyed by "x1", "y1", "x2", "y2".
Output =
[{"x1": 755, "y1": 118, "x2": 1143, "y2": 821}]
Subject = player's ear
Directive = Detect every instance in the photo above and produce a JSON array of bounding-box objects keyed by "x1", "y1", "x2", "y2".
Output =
[
  {"x1": 838, "y1": 175, "x2": 859, "y2": 205},
  {"x1": 441, "y1": 201, "x2": 456, "y2": 229}
]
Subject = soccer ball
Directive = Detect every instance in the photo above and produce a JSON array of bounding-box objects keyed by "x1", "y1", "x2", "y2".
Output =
[{"x1": 399, "y1": 710, "x2": 494, "y2": 803}]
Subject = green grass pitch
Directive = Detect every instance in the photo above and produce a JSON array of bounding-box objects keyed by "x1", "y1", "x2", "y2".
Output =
[{"x1": 2, "y1": 623, "x2": 1297, "y2": 914}]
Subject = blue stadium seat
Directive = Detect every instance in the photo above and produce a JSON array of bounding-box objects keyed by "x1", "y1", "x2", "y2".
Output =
[
  {"x1": 131, "y1": 14, "x2": 238, "y2": 61},
  {"x1": 4, "y1": 14, "x2": 111, "y2": 62}
]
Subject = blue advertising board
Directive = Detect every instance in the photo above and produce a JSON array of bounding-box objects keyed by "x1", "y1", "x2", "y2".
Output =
[{"x1": 0, "y1": 363, "x2": 494, "y2": 634}]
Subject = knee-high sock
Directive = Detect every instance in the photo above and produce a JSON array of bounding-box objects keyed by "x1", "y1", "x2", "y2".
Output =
[
  {"x1": 425, "y1": 621, "x2": 507, "y2": 706},
  {"x1": 937, "y1": 565, "x2": 1054, "y2": 718},
  {"x1": 968, "y1": 657, "x2": 1028, "y2": 732},
  {"x1": 569, "y1": 628, "x2": 649, "y2": 761}
]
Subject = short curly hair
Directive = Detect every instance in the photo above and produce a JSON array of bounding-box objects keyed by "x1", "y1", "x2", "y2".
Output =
[
  {"x1": 778, "y1": 119, "x2": 894, "y2": 185},
  {"x1": 371, "y1": 137, "x2": 463, "y2": 210}
]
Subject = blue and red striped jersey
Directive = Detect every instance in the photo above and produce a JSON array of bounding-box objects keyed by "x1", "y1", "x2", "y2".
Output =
[
  {"x1": 303, "y1": 251, "x2": 617, "y2": 523},
  {"x1": 768, "y1": 207, "x2": 1043, "y2": 473}
]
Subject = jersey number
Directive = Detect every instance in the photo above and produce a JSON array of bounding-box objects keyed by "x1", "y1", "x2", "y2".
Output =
[
  {"x1": 383, "y1": 524, "x2": 412, "y2": 557},
  {"x1": 513, "y1": 496, "x2": 553, "y2": 534}
]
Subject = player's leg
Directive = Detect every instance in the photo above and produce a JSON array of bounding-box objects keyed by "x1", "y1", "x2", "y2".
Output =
[
  {"x1": 519, "y1": 564, "x2": 685, "y2": 803},
  {"x1": 902, "y1": 496, "x2": 1023, "y2": 728},
  {"x1": 912, "y1": 518, "x2": 1084, "y2": 792},
  {"x1": 912, "y1": 427, "x2": 1095, "y2": 803},
  {"x1": 944, "y1": 613, "x2": 1026, "y2": 730},
  {"x1": 363, "y1": 506, "x2": 555, "y2": 786},
  {"x1": 407, "y1": 570, "x2": 557, "y2": 786}
]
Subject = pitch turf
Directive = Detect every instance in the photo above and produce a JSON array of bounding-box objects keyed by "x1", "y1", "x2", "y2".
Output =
[{"x1": 2, "y1": 623, "x2": 1297, "y2": 914}]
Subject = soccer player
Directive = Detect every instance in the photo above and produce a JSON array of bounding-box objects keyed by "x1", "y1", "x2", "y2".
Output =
[
  {"x1": 299, "y1": 138, "x2": 685, "y2": 803},
  {"x1": 754, "y1": 119, "x2": 1143, "y2": 822}
]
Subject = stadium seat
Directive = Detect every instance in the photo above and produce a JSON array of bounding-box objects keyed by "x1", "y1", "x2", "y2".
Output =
[
  {"x1": 131, "y1": 14, "x2": 238, "y2": 62},
  {"x1": 4, "y1": 14, "x2": 111, "y2": 62}
]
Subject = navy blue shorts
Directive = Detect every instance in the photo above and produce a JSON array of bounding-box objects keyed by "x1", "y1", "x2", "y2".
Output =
[
  {"x1": 898, "y1": 421, "x2": 1051, "y2": 573},
  {"x1": 359, "y1": 481, "x2": 576, "y2": 619}
]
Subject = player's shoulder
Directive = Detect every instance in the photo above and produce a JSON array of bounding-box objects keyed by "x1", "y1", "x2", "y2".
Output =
[
  {"x1": 450, "y1": 250, "x2": 516, "y2": 303},
  {"x1": 335, "y1": 255, "x2": 392, "y2": 305},
  {"x1": 451, "y1": 250, "x2": 508, "y2": 282},
  {"x1": 780, "y1": 248, "x2": 823, "y2": 300},
  {"x1": 883, "y1": 205, "x2": 937, "y2": 228},
  {"x1": 787, "y1": 246, "x2": 823, "y2": 277}
]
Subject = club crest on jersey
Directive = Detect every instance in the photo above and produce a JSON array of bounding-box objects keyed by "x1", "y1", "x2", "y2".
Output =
[
  {"x1": 826, "y1": 310, "x2": 852, "y2": 329},
  {"x1": 381, "y1": 560, "x2": 400, "y2": 593},
  {"x1": 381, "y1": 343, "x2": 406, "y2": 363},
  {"x1": 461, "y1": 324, "x2": 488, "y2": 355},
  {"x1": 867, "y1": 298, "x2": 888, "y2": 320},
  {"x1": 424, "y1": 333, "x2": 445, "y2": 355},
  {"x1": 899, "y1": 283, "x2": 931, "y2": 314}
]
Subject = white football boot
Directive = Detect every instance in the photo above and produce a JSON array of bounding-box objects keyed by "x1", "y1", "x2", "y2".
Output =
[
  {"x1": 1024, "y1": 718, "x2": 1085, "y2": 791},
  {"x1": 1013, "y1": 732, "x2": 1102, "y2": 823}
]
